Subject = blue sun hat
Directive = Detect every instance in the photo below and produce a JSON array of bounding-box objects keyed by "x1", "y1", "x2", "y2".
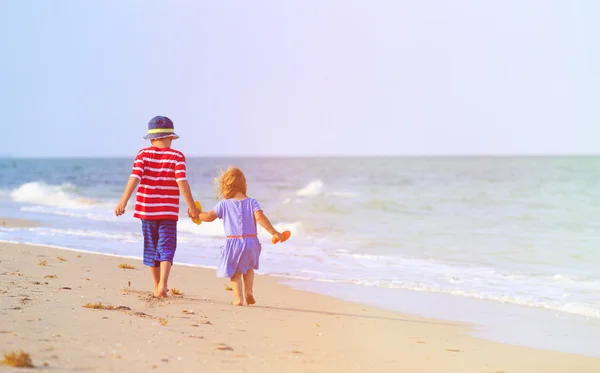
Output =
[{"x1": 143, "y1": 116, "x2": 180, "y2": 140}]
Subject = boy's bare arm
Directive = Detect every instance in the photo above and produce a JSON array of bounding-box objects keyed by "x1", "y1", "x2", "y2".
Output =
[
  {"x1": 115, "y1": 177, "x2": 140, "y2": 216},
  {"x1": 177, "y1": 180, "x2": 200, "y2": 218}
]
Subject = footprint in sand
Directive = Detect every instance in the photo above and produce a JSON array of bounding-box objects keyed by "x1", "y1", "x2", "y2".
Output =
[{"x1": 215, "y1": 343, "x2": 234, "y2": 351}]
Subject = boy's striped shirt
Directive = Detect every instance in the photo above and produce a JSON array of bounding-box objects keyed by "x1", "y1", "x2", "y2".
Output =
[{"x1": 130, "y1": 146, "x2": 186, "y2": 220}]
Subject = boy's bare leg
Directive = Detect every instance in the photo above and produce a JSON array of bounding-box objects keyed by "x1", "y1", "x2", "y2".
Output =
[
  {"x1": 150, "y1": 266, "x2": 160, "y2": 297},
  {"x1": 230, "y1": 272, "x2": 244, "y2": 306},
  {"x1": 157, "y1": 261, "x2": 172, "y2": 298},
  {"x1": 243, "y1": 269, "x2": 255, "y2": 305}
]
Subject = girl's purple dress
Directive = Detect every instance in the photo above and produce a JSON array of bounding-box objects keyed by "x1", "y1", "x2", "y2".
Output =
[{"x1": 213, "y1": 198, "x2": 263, "y2": 278}]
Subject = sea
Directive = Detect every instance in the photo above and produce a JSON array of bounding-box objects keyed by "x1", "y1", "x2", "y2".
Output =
[{"x1": 1, "y1": 156, "x2": 599, "y2": 356}]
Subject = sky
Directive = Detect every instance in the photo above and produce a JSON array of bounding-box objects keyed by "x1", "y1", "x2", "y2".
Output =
[{"x1": 0, "y1": 0, "x2": 598, "y2": 157}]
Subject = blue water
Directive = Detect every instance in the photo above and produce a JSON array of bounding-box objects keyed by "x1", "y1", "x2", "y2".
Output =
[{"x1": 1, "y1": 156, "x2": 599, "y2": 356}]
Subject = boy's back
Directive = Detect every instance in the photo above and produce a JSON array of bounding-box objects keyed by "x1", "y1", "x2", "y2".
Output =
[
  {"x1": 114, "y1": 115, "x2": 199, "y2": 298},
  {"x1": 131, "y1": 146, "x2": 187, "y2": 221}
]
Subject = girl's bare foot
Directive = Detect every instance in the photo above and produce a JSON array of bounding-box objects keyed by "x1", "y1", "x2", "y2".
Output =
[
  {"x1": 245, "y1": 293, "x2": 256, "y2": 305},
  {"x1": 232, "y1": 299, "x2": 243, "y2": 306}
]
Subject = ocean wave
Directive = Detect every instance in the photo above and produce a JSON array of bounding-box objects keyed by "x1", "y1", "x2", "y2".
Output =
[
  {"x1": 344, "y1": 251, "x2": 600, "y2": 284},
  {"x1": 295, "y1": 179, "x2": 357, "y2": 198},
  {"x1": 296, "y1": 180, "x2": 325, "y2": 196},
  {"x1": 178, "y1": 219, "x2": 226, "y2": 237},
  {"x1": 351, "y1": 279, "x2": 600, "y2": 319},
  {"x1": 10, "y1": 182, "x2": 109, "y2": 209},
  {"x1": 267, "y1": 273, "x2": 600, "y2": 319},
  {"x1": 266, "y1": 221, "x2": 303, "y2": 238},
  {"x1": 273, "y1": 250, "x2": 600, "y2": 319},
  {"x1": 282, "y1": 197, "x2": 305, "y2": 204}
]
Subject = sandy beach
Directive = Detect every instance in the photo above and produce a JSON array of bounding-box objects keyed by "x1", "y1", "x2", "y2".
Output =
[{"x1": 1, "y1": 221, "x2": 599, "y2": 372}]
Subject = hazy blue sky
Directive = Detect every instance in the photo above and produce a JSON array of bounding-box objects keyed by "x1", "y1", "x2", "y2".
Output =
[{"x1": 0, "y1": 1, "x2": 598, "y2": 157}]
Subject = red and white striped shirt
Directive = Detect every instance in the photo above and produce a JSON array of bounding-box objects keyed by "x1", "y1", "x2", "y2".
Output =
[{"x1": 130, "y1": 146, "x2": 187, "y2": 221}]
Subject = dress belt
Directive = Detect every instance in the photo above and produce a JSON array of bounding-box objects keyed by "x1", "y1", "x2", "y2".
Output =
[{"x1": 226, "y1": 234, "x2": 258, "y2": 239}]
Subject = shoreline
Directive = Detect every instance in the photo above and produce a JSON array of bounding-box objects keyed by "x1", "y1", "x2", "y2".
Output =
[
  {"x1": 2, "y1": 217, "x2": 600, "y2": 370},
  {"x1": 1, "y1": 240, "x2": 600, "y2": 372},
  {"x1": 286, "y1": 279, "x2": 600, "y2": 358},
  {"x1": 0, "y1": 217, "x2": 39, "y2": 228},
  {"x1": 3, "y1": 237, "x2": 600, "y2": 357},
  {"x1": 2, "y1": 230, "x2": 600, "y2": 359}
]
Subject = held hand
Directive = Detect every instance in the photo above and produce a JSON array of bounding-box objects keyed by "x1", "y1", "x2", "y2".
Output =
[
  {"x1": 272, "y1": 231, "x2": 283, "y2": 242},
  {"x1": 114, "y1": 201, "x2": 127, "y2": 216},
  {"x1": 188, "y1": 206, "x2": 201, "y2": 221}
]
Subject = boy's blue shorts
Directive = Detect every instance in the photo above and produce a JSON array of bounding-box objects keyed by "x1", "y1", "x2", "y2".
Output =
[{"x1": 141, "y1": 219, "x2": 177, "y2": 267}]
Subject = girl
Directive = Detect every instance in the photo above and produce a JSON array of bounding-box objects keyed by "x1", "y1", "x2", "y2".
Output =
[{"x1": 196, "y1": 167, "x2": 284, "y2": 306}]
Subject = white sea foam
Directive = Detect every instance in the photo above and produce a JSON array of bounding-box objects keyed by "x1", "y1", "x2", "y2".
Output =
[
  {"x1": 328, "y1": 252, "x2": 600, "y2": 319},
  {"x1": 296, "y1": 179, "x2": 325, "y2": 196},
  {"x1": 261, "y1": 221, "x2": 303, "y2": 238},
  {"x1": 347, "y1": 279, "x2": 600, "y2": 319},
  {"x1": 264, "y1": 271, "x2": 600, "y2": 319},
  {"x1": 10, "y1": 182, "x2": 109, "y2": 209},
  {"x1": 295, "y1": 179, "x2": 357, "y2": 198},
  {"x1": 178, "y1": 219, "x2": 226, "y2": 237}
]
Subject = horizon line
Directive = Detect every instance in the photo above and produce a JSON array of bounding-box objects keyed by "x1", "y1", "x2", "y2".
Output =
[{"x1": 1, "y1": 153, "x2": 599, "y2": 159}]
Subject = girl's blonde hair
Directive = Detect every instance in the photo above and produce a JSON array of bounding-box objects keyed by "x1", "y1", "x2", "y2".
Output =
[{"x1": 216, "y1": 166, "x2": 247, "y2": 199}]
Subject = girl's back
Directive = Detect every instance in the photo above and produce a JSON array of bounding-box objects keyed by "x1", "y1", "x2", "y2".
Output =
[
  {"x1": 196, "y1": 166, "x2": 284, "y2": 305},
  {"x1": 213, "y1": 198, "x2": 262, "y2": 237}
]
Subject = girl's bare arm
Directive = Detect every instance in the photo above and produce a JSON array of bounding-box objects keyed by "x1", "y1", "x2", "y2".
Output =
[
  {"x1": 198, "y1": 211, "x2": 218, "y2": 222},
  {"x1": 254, "y1": 210, "x2": 282, "y2": 240}
]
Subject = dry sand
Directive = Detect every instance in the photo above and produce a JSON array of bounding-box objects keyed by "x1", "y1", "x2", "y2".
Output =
[{"x1": 1, "y1": 220, "x2": 599, "y2": 372}]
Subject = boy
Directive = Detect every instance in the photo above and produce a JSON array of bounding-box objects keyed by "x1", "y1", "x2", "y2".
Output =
[{"x1": 115, "y1": 115, "x2": 200, "y2": 298}]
